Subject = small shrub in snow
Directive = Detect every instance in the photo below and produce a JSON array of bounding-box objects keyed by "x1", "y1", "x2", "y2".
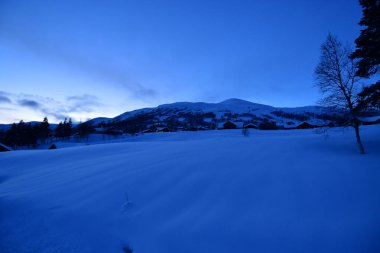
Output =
[
  {"x1": 315, "y1": 127, "x2": 330, "y2": 139},
  {"x1": 48, "y1": 144, "x2": 57, "y2": 150},
  {"x1": 242, "y1": 128, "x2": 249, "y2": 137},
  {"x1": 123, "y1": 245, "x2": 133, "y2": 253},
  {"x1": 121, "y1": 193, "x2": 133, "y2": 214}
]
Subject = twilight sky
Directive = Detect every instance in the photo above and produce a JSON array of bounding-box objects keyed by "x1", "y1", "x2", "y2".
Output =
[{"x1": 0, "y1": 0, "x2": 363, "y2": 123}]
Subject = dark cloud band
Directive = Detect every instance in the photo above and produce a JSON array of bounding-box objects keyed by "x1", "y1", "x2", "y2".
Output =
[
  {"x1": 0, "y1": 95, "x2": 12, "y2": 104},
  {"x1": 18, "y1": 99, "x2": 41, "y2": 109}
]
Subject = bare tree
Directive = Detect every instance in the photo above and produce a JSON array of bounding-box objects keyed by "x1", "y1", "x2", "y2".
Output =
[{"x1": 315, "y1": 34, "x2": 365, "y2": 154}]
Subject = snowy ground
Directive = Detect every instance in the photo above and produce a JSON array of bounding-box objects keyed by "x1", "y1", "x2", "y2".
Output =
[{"x1": 1, "y1": 126, "x2": 380, "y2": 253}]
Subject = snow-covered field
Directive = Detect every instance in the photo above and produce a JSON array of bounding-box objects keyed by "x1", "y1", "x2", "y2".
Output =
[{"x1": 1, "y1": 126, "x2": 380, "y2": 253}]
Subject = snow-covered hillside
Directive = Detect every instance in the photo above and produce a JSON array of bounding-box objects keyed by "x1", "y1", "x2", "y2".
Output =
[
  {"x1": 110, "y1": 98, "x2": 333, "y2": 127},
  {"x1": 85, "y1": 98, "x2": 352, "y2": 134},
  {"x1": 1, "y1": 126, "x2": 380, "y2": 253}
]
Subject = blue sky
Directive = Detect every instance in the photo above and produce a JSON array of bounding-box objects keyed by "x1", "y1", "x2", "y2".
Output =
[{"x1": 0, "y1": 0, "x2": 363, "y2": 123}]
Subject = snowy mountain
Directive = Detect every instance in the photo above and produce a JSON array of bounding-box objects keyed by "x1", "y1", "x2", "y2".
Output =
[
  {"x1": 88, "y1": 98, "x2": 347, "y2": 132},
  {"x1": 114, "y1": 98, "x2": 318, "y2": 120}
]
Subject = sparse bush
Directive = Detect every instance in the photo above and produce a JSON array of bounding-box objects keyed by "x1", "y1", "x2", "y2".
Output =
[
  {"x1": 242, "y1": 128, "x2": 249, "y2": 137},
  {"x1": 123, "y1": 245, "x2": 133, "y2": 253},
  {"x1": 48, "y1": 144, "x2": 57, "y2": 150}
]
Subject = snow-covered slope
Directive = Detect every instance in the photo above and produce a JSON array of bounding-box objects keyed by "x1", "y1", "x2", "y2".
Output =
[
  {"x1": 86, "y1": 117, "x2": 112, "y2": 126},
  {"x1": 90, "y1": 98, "x2": 346, "y2": 132},
  {"x1": 113, "y1": 98, "x2": 326, "y2": 122},
  {"x1": 158, "y1": 98, "x2": 276, "y2": 113},
  {"x1": 1, "y1": 125, "x2": 380, "y2": 253}
]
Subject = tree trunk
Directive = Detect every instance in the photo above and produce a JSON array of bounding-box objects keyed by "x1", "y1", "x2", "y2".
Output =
[{"x1": 353, "y1": 122, "x2": 365, "y2": 154}]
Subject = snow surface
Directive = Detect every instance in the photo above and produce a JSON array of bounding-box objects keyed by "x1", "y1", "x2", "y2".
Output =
[
  {"x1": 1, "y1": 126, "x2": 380, "y2": 253},
  {"x1": 360, "y1": 115, "x2": 380, "y2": 123}
]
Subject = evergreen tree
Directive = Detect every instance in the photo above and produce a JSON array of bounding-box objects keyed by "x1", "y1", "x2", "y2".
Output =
[
  {"x1": 351, "y1": 0, "x2": 380, "y2": 110},
  {"x1": 55, "y1": 121, "x2": 65, "y2": 139},
  {"x1": 1, "y1": 119, "x2": 52, "y2": 148},
  {"x1": 40, "y1": 117, "x2": 51, "y2": 140},
  {"x1": 24, "y1": 122, "x2": 37, "y2": 147},
  {"x1": 34, "y1": 117, "x2": 51, "y2": 144},
  {"x1": 3, "y1": 121, "x2": 37, "y2": 148},
  {"x1": 76, "y1": 122, "x2": 94, "y2": 140},
  {"x1": 64, "y1": 118, "x2": 73, "y2": 138},
  {"x1": 357, "y1": 81, "x2": 380, "y2": 111},
  {"x1": 4, "y1": 123, "x2": 19, "y2": 147},
  {"x1": 351, "y1": 0, "x2": 380, "y2": 77},
  {"x1": 0, "y1": 129, "x2": 5, "y2": 143},
  {"x1": 55, "y1": 118, "x2": 73, "y2": 139}
]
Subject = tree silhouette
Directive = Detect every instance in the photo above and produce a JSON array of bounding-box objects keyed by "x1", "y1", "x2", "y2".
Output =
[
  {"x1": 37, "y1": 117, "x2": 51, "y2": 144},
  {"x1": 76, "y1": 122, "x2": 94, "y2": 140},
  {"x1": 315, "y1": 34, "x2": 365, "y2": 154},
  {"x1": 351, "y1": 0, "x2": 380, "y2": 77},
  {"x1": 351, "y1": 0, "x2": 380, "y2": 111}
]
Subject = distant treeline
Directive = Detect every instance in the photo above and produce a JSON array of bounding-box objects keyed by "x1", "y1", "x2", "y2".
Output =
[{"x1": 0, "y1": 117, "x2": 94, "y2": 148}]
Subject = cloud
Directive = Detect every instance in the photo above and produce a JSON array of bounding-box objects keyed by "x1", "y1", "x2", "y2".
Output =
[
  {"x1": 1, "y1": 27, "x2": 157, "y2": 101},
  {"x1": 40, "y1": 110, "x2": 68, "y2": 121},
  {"x1": 16, "y1": 97, "x2": 68, "y2": 120},
  {"x1": 18, "y1": 99, "x2": 41, "y2": 109},
  {"x1": 66, "y1": 94, "x2": 101, "y2": 113},
  {"x1": 0, "y1": 106, "x2": 16, "y2": 111},
  {"x1": 0, "y1": 91, "x2": 104, "y2": 122},
  {"x1": 0, "y1": 95, "x2": 12, "y2": 104}
]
